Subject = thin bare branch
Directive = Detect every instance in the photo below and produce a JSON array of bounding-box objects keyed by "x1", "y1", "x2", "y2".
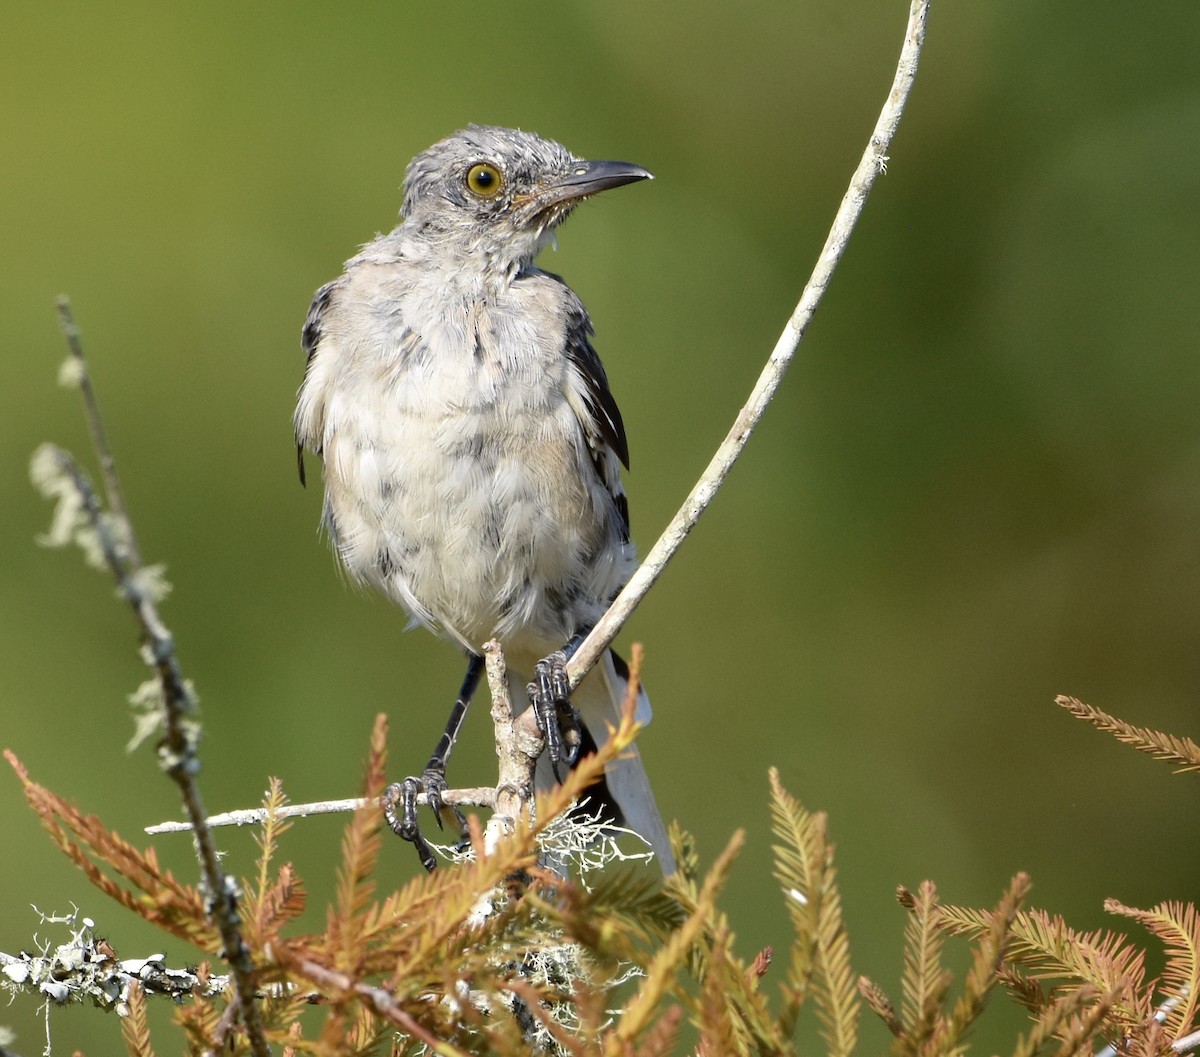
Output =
[
  {"x1": 1175, "y1": 1028, "x2": 1200, "y2": 1055},
  {"x1": 145, "y1": 789, "x2": 498, "y2": 835},
  {"x1": 485, "y1": 638, "x2": 545, "y2": 841},
  {"x1": 566, "y1": 0, "x2": 931, "y2": 688},
  {"x1": 56, "y1": 296, "x2": 143, "y2": 569}
]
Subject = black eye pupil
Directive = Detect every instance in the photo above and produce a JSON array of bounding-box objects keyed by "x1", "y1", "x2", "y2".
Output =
[{"x1": 475, "y1": 169, "x2": 493, "y2": 187}]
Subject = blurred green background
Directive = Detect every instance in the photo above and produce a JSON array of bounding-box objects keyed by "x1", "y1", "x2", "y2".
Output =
[{"x1": 4, "y1": 1, "x2": 1199, "y2": 1052}]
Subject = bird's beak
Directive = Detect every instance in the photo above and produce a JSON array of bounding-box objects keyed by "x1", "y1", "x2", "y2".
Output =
[{"x1": 541, "y1": 160, "x2": 654, "y2": 206}]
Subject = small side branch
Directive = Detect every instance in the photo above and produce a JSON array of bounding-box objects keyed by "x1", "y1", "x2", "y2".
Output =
[
  {"x1": 295, "y1": 958, "x2": 467, "y2": 1057},
  {"x1": 1175, "y1": 1029, "x2": 1200, "y2": 1056},
  {"x1": 145, "y1": 789, "x2": 499, "y2": 835},
  {"x1": 566, "y1": 0, "x2": 931, "y2": 688}
]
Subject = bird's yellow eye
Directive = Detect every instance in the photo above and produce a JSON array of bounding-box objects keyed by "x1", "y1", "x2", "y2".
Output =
[{"x1": 466, "y1": 162, "x2": 503, "y2": 197}]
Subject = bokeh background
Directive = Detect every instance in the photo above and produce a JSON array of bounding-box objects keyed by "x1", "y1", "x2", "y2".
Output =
[{"x1": 3, "y1": 1, "x2": 1199, "y2": 1052}]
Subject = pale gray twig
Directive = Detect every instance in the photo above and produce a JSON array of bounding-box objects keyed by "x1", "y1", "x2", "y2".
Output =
[
  {"x1": 1095, "y1": 990, "x2": 1200, "y2": 1057},
  {"x1": 55, "y1": 296, "x2": 142, "y2": 569},
  {"x1": 0, "y1": 942, "x2": 227, "y2": 1007},
  {"x1": 0, "y1": 909, "x2": 227, "y2": 1038},
  {"x1": 148, "y1": 640, "x2": 543, "y2": 854},
  {"x1": 1175, "y1": 1028, "x2": 1200, "y2": 1056},
  {"x1": 145, "y1": 788, "x2": 498, "y2": 835},
  {"x1": 566, "y1": 0, "x2": 932, "y2": 687},
  {"x1": 484, "y1": 638, "x2": 545, "y2": 842},
  {"x1": 147, "y1": 640, "x2": 542, "y2": 856}
]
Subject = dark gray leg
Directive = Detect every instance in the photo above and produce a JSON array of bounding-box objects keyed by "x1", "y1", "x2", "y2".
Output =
[
  {"x1": 527, "y1": 628, "x2": 589, "y2": 777},
  {"x1": 383, "y1": 653, "x2": 485, "y2": 871}
]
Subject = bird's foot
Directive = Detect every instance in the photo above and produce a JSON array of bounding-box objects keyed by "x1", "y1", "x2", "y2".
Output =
[
  {"x1": 527, "y1": 650, "x2": 582, "y2": 778},
  {"x1": 382, "y1": 767, "x2": 467, "y2": 872}
]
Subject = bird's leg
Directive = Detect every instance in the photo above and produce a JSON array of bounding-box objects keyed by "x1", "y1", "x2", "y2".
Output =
[
  {"x1": 383, "y1": 653, "x2": 484, "y2": 871},
  {"x1": 527, "y1": 628, "x2": 589, "y2": 778}
]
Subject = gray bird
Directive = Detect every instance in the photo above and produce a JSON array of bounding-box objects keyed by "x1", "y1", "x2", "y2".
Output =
[{"x1": 295, "y1": 125, "x2": 673, "y2": 873}]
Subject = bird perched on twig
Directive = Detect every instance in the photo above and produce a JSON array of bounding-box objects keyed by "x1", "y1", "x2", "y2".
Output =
[{"x1": 295, "y1": 125, "x2": 673, "y2": 873}]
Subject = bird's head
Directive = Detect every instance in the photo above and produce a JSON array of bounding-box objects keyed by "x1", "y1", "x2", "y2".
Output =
[{"x1": 399, "y1": 125, "x2": 652, "y2": 270}]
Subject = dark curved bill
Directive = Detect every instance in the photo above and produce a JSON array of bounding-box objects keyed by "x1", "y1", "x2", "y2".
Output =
[{"x1": 543, "y1": 159, "x2": 654, "y2": 205}]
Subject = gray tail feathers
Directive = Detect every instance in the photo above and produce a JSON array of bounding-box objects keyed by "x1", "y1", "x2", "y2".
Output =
[{"x1": 568, "y1": 649, "x2": 675, "y2": 875}]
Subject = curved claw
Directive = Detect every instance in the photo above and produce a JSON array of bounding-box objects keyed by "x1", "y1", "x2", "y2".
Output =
[
  {"x1": 408, "y1": 828, "x2": 438, "y2": 872},
  {"x1": 380, "y1": 771, "x2": 462, "y2": 873},
  {"x1": 421, "y1": 769, "x2": 448, "y2": 829},
  {"x1": 559, "y1": 712, "x2": 582, "y2": 767},
  {"x1": 421, "y1": 766, "x2": 468, "y2": 833}
]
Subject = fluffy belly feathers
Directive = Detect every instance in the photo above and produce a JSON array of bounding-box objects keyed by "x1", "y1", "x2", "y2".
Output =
[{"x1": 322, "y1": 389, "x2": 627, "y2": 653}]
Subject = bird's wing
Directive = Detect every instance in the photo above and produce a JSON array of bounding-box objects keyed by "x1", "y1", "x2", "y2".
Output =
[
  {"x1": 295, "y1": 278, "x2": 343, "y2": 486},
  {"x1": 561, "y1": 301, "x2": 632, "y2": 541},
  {"x1": 561, "y1": 302, "x2": 630, "y2": 469}
]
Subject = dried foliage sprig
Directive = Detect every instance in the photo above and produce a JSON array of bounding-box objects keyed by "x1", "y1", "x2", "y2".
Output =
[
  {"x1": 1012, "y1": 987, "x2": 1114, "y2": 1057},
  {"x1": 936, "y1": 903, "x2": 1149, "y2": 1029},
  {"x1": 895, "y1": 881, "x2": 951, "y2": 1054},
  {"x1": 12, "y1": 699, "x2": 1200, "y2": 1057},
  {"x1": 1104, "y1": 900, "x2": 1200, "y2": 1041},
  {"x1": 860, "y1": 876, "x2": 1102, "y2": 1057},
  {"x1": 120, "y1": 982, "x2": 153, "y2": 1057},
  {"x1": 769, "y1": 768, "x2": 858, "y2": 1056},
  {"x1": 5, "y1": 751, "x2": 216, "y2": 951},
  {"x1": 615, "y1": 829, "x2": 744, "y2": 1050},
  {"x1": 941, "y1": 873, "x2": 1030, "y2": 1050},
  {"x1": 1057, "y1": 696, "x2": 1200, "y2": 773}
]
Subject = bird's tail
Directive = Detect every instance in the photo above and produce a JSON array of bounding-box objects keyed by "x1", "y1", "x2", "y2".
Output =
[{"x1": 562, "y1": 650, "x2": 675, "y2": 875}]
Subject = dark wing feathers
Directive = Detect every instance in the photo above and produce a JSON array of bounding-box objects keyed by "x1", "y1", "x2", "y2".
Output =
[
  {"x1": 561, "y1": 304, "x2": 633, "y2": 542},
  {"x1": 301, "y1": 280, "x2": 337, "y2": 365},
  {"x1": 296, "y1": 280, "x2": 339, "y2": 486},
  {"x1": 562, "y1": 307, "x2": 630, "y2": 470}
]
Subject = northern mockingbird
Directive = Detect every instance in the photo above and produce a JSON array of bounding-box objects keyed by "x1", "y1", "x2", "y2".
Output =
[{"x1": 295, "y1": 125, "x2": 673, "y2": 873}]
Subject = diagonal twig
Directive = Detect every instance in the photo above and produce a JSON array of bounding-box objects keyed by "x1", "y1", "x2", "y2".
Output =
[
  {"x1": 566, "y1": 0, "x2": 932, "y2": 688},
  {"x1": 56, "y1": 296, "x2": 143, "y2": 570}
]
